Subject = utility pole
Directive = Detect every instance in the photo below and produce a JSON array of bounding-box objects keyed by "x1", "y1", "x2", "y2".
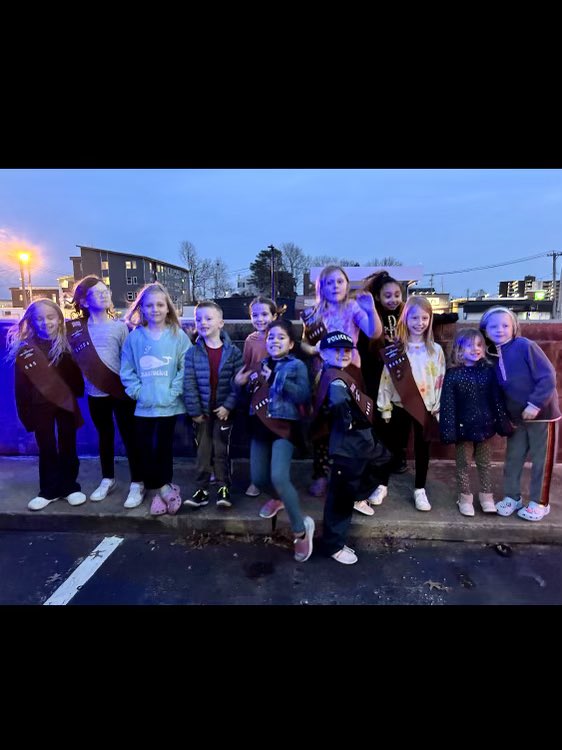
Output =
[
  {"x1": 547, "y1": 252, "x2": 562, "y2": 319},
  {"x1": 268, "y1": 244, "x2": 276, "y2": 300}
]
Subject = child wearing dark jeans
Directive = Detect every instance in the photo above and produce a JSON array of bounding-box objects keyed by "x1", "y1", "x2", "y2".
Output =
[{"x1": 315, "y1": 331, "x2": 389, "y2": 565}]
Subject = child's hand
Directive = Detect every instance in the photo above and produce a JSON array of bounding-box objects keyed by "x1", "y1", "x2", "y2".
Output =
[
  {"x1": 522, "y1": 404, "x2": 540, "y2": 420},
  {"x1": 192, "y1": 414, "x2": 206, "y2": 424},
  {"x1": 234, "y1": 366, "x2": 252, "y2": 386},
  {"x1": 261, "y1": 362, "x2": 272, "y2": 381},
  {"x1": 355, "y1": 291, "x2": 375, "y2": 313},
  {"x1": 214, "y1": 406, "x2": 230, "y2": 421}
]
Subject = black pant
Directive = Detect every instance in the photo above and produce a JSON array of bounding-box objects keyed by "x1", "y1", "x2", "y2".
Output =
[
  {"x1": 34, "y1": 406, "x2": 81, "y2": 499},
  {"x1": 376, "y1": 406, "x2": 430, "y2": 488},
  {"x1": 372, "y1": 409, "x2": 406, "y2": 471},
  {"x1": 88, "y1": 395, "x2": 143, "y2": 481},
  {"x1": 195, "y1": 415, "x2": 233, "y2": 488},
  {"x1": 134, "y1": 416, "x2": 177, "y2": 490},
  {"x1": 323, "y1": 455, "x2": 370, "y2": 556}
]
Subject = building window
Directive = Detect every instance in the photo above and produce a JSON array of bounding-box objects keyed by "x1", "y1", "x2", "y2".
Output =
[
  {"x1": 132, "y1": 260, "x2": 137, "y2": 269},
  {"x1": 101, "y1": 261, "x2": 109, "y2": 271},
  {"x1": 105, "y1": 277, "x2": 111, "y2": 287},
  {"x1": 102, "y1": 268, "x2": 109, "y2": 277},
  {"x1": 131, "y1": 276, "x2": 137, "y2": 284},
  {"x1": 126, "y1": 261, "x2": 131, "y2": 269},
  {"x1": 127, "y1": 292, "x2": 134, "y2": 301},
  {"x1": 127, "y1": 276, "x2": 137, "y2": 285}
]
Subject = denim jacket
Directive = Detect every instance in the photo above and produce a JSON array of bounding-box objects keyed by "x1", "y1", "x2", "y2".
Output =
[{"x1": 251, "y1": 355, "x2": 311, "y2": 421}]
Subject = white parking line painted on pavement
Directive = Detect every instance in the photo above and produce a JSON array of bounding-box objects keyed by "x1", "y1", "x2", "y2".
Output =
[{"x1": 43, "y1": 536, "x2": 124, "y2": 605}]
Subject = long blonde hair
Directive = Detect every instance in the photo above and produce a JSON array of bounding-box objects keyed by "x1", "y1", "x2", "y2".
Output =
[
  {"x1": 6, "y1": 299, "x2": 68, "y2": 364},
  {"x1": 124, "y1": 283, "x2": 180, "y2": 330},
  {"x1": 396, "y1": 296, "x2": 436, "y2": 354},
  {"x1": 315, "y1": 265, "x2": 351, "y2": 308}
]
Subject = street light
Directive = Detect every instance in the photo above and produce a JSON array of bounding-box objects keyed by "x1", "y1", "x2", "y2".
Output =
[{"x1": 18, "y1": 252, "x2": 30, "y2": 309}]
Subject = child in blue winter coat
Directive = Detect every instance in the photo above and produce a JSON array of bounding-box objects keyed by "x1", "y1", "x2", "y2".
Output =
[
  {"x1": 480, "y1": 306, "x2": 560, "y2": 521},
  {"x1": 183, "y1": 301, "x2": 243, "y2": 509}
]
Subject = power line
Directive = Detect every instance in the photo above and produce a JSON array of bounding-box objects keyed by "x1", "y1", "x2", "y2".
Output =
[{"x1": 425, "y1": 252, "x2": 548, "y2": 277}]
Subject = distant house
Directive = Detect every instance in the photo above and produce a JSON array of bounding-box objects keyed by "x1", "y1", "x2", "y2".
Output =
[{"x1": 9, "y1": 286, "x2": 60, "y2": 308}]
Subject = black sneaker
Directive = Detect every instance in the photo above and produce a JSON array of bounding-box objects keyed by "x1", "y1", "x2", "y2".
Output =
[
  {"x1": 184, "y1": 488, "x2": 209, "y2": 507},
  {"x1": 216, "y1": 485, "x2": 232, "y2": 508}
]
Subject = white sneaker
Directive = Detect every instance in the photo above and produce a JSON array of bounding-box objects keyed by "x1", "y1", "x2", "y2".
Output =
[
  {"x1": 353, "y1": 500, "x2": 374, "y2": 516},
  {"x1": 414, "y1": 488, "x2": 431, "y2": 511},
  {"x1": 28, "y1": 496, "x2": 58, "y2": 511},
  {"x1": 332, "y1": 547, "x2": 358, "y2": 564},
  {"x1": 124, "y1": 482, "x2": 145, "y2": 508},
  {"x1": 90, "y1": 478, "x2": 116, "y2": 502},
  {"x1": 245, "y1": 483, "x2": 261, "y2": 497},
  {"x1": 368, "y1": 485, "x2": 388, "y2": 506},
  {"x1": 65, "y1": 491, "x2": 87, "y2": 506}
]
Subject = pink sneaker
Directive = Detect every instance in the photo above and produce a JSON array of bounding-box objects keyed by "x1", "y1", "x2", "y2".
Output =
[
  {"x1": 259, "y1": 499, "x2": 285, "y2": 519},
  {"x1": 294, "y1": 516, "x2": 315, "y2": 562}
]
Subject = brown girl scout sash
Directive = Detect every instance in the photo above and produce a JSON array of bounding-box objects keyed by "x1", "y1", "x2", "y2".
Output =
[
  {"x1": 16, "y1": 343, "x2": 84, "y2": 427},
  {"x1": 300, "y1": 309, "x2": 327, "y2": 346},
  {"x1": 249, "y1": 372, "x2": 291, "y2": 440},
  {"x1": 312, "y1": 367, "x2": 374, "y2": 423},
  {"x1": 381, "y1": 342, "x2": 438, "y2": 441},
  {"x1": 66, "y1": 319, "x2": 126, "y2": 399},
  {"x1": 310, "y1": 366, "x2": 373, "y2": 441}
]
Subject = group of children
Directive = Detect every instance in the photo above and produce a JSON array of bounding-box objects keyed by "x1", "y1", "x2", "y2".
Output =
[{"x1": 6, "y1": 266, "x2": 560, "y2": 567}]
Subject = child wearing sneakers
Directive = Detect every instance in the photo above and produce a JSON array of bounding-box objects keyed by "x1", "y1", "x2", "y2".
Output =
[
  {"x1": 440, "y1": 329, "x2": 513, "y2": 516},
  {"x1": 69, "y1": 275, "x2": 145, "y2": 509},
  {"x1": 312, "y1": 331, "x2": 389, "y2": 565},
  {"x1": 183, "y1": 301, "x2": 243, "y2": 509},
  {"x1": 480, "y1": 306, "x2": 560, "y2": 521},
  {"x1": 234, "y1": 319, "x2": 315, "y2": 562},
  {"x1": 120, "y1": 283, "x2": 191, "y2": 516},
  {"x1": 6, "y1": 299, "x2": 86, "y2": 511},
  {"x1": 242, "y1": 296, "x2": 281, "y2": 497},
  {"x1": 373, "y1": 296, "x2": 446, "y2": 512}
]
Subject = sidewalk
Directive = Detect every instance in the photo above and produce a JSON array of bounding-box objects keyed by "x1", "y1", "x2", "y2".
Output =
[{"x1": 1, "y1": 456, "x2": 561, "y2": 545}]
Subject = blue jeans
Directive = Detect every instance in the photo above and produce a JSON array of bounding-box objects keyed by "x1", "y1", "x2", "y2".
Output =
[{"x1": 250, "y1": 437, "x2": 305, "y2": 535}]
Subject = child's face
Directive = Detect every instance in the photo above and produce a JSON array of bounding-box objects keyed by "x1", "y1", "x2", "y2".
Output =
[
  {"x1": 322, "y1": 347, "x2": 353, "y2": 368},
  {"x1": 195, "y1": 307, "x2": 224, "y2": 339},
  {"x1": 84, "y1": 281, "x2": 111, "y2": 312},
  {"x1": 378, "y1": 282, "x2": 402, "y2": 311},
  {"x1": 485, "y1": 312, "x2": 514, "y2": 346},
  {"x1": 460, "y1": 337, "x2": 485, "y2": 366},
  {"x1": 142, "y1": 292, "x2": 169, "y2": 326},
  {"x1": 32, "y1": 303, "x2": 60, "y2": 340},
  {"x1": 266, "y1": 325, "x2": 294, "y2": 359},
  {"x1": 250, "y1": 303, "x2": 275, "y2": 333},
  {"x1": 406, "y1": 307, "x2": 430, "y2": 338},
  {"x1": 323, "y1": 271, "x2": 348, "y2": 303}
]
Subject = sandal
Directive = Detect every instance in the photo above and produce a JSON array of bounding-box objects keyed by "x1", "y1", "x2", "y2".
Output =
[
  {"x1": 495, "y1": 496, "x2": 523, "y2": 517},
  {"x1": 162, "y1": 483, "x2": 182, "y2": 515},
  {"x1": 517, "y1": 501, "x2": 550, "y2": 522},
  {"x1": 150, "y1": 494, "x2": 167, "y2": 516}
]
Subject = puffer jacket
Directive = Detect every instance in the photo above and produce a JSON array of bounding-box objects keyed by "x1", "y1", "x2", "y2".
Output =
[{"x1": 183, "y1": 330, "x2": 243, "y2": 416}]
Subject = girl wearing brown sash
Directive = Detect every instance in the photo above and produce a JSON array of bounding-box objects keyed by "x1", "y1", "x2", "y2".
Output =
[
  {"x1": 6, "y1": 299, "x2": 86, "y2": 511},
  {"x1": 300, "y1": 265, "x2": 382, "y2": 497},
  {"x1": 70, "y1": 276, "x2": 144, "y2": 509},
  {"x1": 235, "y1": 320, "x2": 315, "y2": 562},
  {"x1": 358, "y1": 270, "x2": 458, "y2": 474},
  {"x1": 374, "y1": 296, "x2": 446, "y2": 512}
]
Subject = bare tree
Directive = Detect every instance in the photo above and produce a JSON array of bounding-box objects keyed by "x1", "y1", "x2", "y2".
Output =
[
  {"x1": 196, "y1": 259, "x2": 213, "y2": 299},
  {"x1": 280, "y1": 242, "x2": 310, "y2": 294},
  {"x1": 339, "y1": 258, "x2": 361, "y2": 267},
  {"x1": 179, "y1": 240, "x2": 201, "y2": 303},
  {"x1": 365, "y1": 256, "x2": 403, "y2": 266},
  {"x1": 211, "y1": 258, "x2": 232, "y2": 298},
  {"x1": 309, "y1": 254, "x2": 339, "y2": 267}
]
